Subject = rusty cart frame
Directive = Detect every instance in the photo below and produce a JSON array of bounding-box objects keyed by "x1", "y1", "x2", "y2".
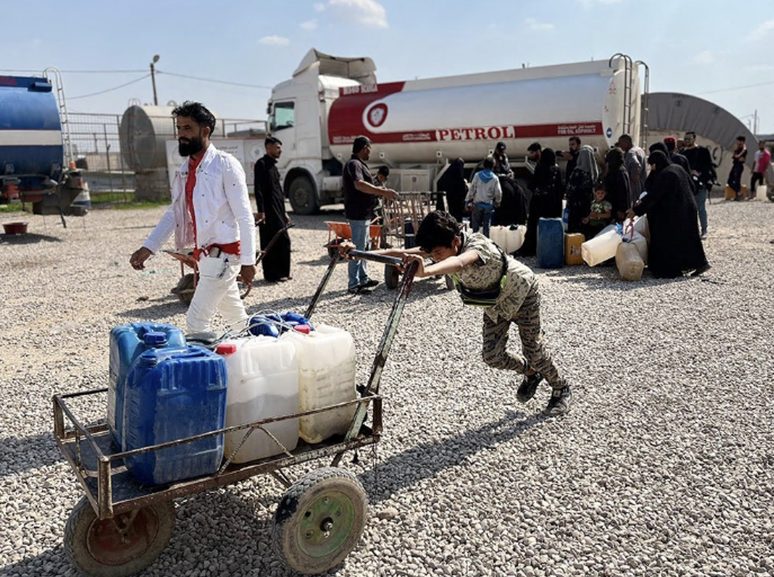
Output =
[{"x1": 53, "y1": 251, "x2": 419, "y2": 577}]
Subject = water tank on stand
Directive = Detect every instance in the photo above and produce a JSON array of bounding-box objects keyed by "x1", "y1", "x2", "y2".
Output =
[{"x1": 119, "y1": 105, "x2": 175, "y2": 200}]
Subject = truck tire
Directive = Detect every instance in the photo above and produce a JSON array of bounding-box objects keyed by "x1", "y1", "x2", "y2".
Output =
[{"x1": 288, "y1": 176, "x2": 319, "y2": 216}]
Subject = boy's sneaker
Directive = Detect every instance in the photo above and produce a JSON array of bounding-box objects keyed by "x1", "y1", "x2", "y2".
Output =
[
  {"x1": 545, "y1": 385, "x2": 572, "y2": 416},
  {"x1": 517, "y1": 371, "x2": 544, "y2": 403},
  {"x1": 362, "y1": 278, "x2": 380, "y2": 288}
]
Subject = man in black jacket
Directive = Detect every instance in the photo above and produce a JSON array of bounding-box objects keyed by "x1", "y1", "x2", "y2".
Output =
[
  {"x1": 681, "y1": 131, "x2": 714, "y2": 239},
  {"x1": 254, "y1": 136, "x2": 291, "y2": 282}
]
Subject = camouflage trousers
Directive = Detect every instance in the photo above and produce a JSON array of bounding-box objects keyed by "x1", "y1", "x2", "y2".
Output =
[{"x1": 481, "y1": 287, "x2": 564, "y2": 389}]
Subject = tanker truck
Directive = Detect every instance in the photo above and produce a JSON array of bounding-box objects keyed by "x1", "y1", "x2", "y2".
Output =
[
  {"x1": 267, "y1": 49, "x2": 645, "y2": 214},
  {"x1": 0, "y1": 73, "x2": 88, "y2": 223}
]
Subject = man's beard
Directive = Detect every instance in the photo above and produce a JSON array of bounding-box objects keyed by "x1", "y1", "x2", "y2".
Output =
[{"x1": 179, "y1": 137, "x2": 204, "y2": 157}]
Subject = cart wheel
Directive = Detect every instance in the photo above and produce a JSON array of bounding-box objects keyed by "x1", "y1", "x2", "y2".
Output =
[
  {"x1": 172, "y1": 273, "x2": 196, "y2": 306},
  {"x1": 273, "y1": 467, "x2": 367, "y2": 575},
  {"x1": 384, "y1": 264, "x2": 400, "y2": 290},
  {"x1": 444, "y1": 274, "x2": 455, "y2": 291},
  {"x1": 64, "y1": 497, "x2": 175, "y2": 577}
]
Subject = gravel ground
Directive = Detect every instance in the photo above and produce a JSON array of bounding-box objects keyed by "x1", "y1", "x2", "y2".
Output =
[{"x1": 1, "y1": 198, "x2": 773, "y2": 577}]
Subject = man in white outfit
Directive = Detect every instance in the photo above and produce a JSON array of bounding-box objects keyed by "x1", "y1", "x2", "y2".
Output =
[{"x1": 130, "y1": 101, "x2": 256, "y2": 333}]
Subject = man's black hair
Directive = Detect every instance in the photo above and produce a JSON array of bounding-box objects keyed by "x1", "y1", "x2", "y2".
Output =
[
  {"x1": 685, "y1": 131, "x2": 697, "y2": 138},
  {"x1": 416, "y1": 210, "x2": 461, "y2": 253},
  {"x1": 353, "y1": 135, "x2": 371, "y2": 154},
  {"x1": 483, "y1": 157, "x2": 494, "y2": 169},
  {"x1": 569, "y1": 136, "x2": 581, "y2": 146},
  {"x1": 172, "y1": 101, "x2": 216, "y2": 135},
  {"x1": 527, "y1": 142, "x2": 542, "y2": 153},
  {"x1": 618, "y1": 133, "x2": 633, "y2": 145},
  {"x1": 265, "y1": 136, "x2": 283, "y2": 146},
  {"x1": 377, "y1": 165, "x2": 390, "y2": 177}
]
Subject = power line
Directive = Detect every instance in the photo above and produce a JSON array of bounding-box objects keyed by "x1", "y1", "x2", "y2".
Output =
[
  {"x1": 699, "y1": 79, "x2": 774, "y2": 95},
  {"x1": 0, "y1": 68, "x2": 147, "y2": 74},
  {"x1": 69, "y1": 74, "x2": 151, "y2": 100},
  {"x1": 157, "y1": 70, "x2": 272, "y2": 90}
]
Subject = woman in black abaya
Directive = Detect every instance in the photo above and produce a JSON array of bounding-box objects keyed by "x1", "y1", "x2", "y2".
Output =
[
  {"x1": 566, "y1": 145, "x2": 599, "y2": 233},
  {"x1": 518, "y1": 148, "x2": 564, "y2": 256},
  {"x1": 628, "y1": 151, "x2": 710, "y2": 278},
  {"x1": 437, "y1": 158, "x2": 467, "y2": 222}
]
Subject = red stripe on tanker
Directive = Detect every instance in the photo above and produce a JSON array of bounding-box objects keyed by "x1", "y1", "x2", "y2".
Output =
[{"x1": 328, "y1": 75, "x2": 611, "y2": 155}]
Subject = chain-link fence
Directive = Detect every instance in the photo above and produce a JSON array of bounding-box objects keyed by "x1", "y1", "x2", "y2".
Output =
[{"x1": 68, "y1": 113, "x2": 265, "y2": 203}]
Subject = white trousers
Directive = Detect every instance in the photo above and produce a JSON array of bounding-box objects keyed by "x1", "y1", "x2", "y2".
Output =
[{"x1": 186, "y1": 253, "x2": 247, "y2": 333}]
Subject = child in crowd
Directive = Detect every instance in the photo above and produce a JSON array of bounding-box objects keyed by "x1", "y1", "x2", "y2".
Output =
[
  {"x1": 465, "y1": 157, "x2": 502, "y2": 238},
  {"x1": 582, "y1": 183, "x2": 612, "y2": 239},
  {"x1": 341, "y1": 210, "x2": 572, "y2": 416}
]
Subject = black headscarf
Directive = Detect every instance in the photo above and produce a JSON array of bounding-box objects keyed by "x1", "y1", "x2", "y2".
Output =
[
  {"x1": 539, "y1": 147, "x2": 557, "y2": 167},
  {"x1": 605, "y1": 147, "x2": 626, "y2": 172},
  {"x1": 647, "y1": 150, "x2": 672, "y2": 173},
  {"x1": 648, "y1": 142, "x2": 669, "y2": 156}
]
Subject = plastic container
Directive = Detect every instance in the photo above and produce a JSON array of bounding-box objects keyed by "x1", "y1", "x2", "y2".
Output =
[
  {"x1": 624, "y1": 231, "x2": 648, "y2": 264},
  {"x1": 505, "y1": 225, "x2": 526, "y2": 254},
  {"x1": 724, "y1": 185, "x2": 736, "y2": 201},
  {"x1": 565, "y1": 233, "x2": 585, "y2": 265},
  {"x1": 123, "y1": 345, "x2": 227, "y2": 486},
  {"x1": 217, "y1": 337, "x2": 299, "y2": 464},
  {"x1": 537, "y1": 217, "x2": 564, "y2": 269},
  {"x1": 108, "y1": 323, "x2": 186, "y2": 448},
  {"x1": 581, "y1": 224, "x2": 622, "y2": 267},
  {"x1": 490, "y1": 225, "x2": 507, "y2": 250},
  {"x1": 280, "y1": 324, "x2": 357, "y2": 444},
  {"x1": 616, "y1": 242, "x2": 644, "y2": 281}
]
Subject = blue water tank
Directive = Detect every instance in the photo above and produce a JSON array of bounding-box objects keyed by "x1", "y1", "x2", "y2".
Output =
[
  {"x1": 108, "y1": 323, "x2": 187, "y2": 448},
  {"x1": 0, "y1": 76, "x2": 64, "y2": 188},
  {"x1": 123, "y1": 345, "x2": 228, "y2": 486},
  {"x1": 537, "y1": 218, "x2": 564, "y2": 269}
]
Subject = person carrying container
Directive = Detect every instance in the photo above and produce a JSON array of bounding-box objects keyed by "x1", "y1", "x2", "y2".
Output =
[
  {"x1": 129, "y1": 101, "x2": 256, "y2": 333},
  {"x1": 339, "y1": 210, "x2": 573, "y2": 417}
]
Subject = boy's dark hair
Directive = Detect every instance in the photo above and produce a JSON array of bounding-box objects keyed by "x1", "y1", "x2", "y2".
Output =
[
  {"x1": 416, "y1": 210, "x2": 461, "y2": 253},
  {"x1": 265, "y1": 136, "x2": 283, "y2": 146},
  {"x1": 527, "y1": 142, "x2": 542, "y2": 153},
  {"x1": 736, "y1": 135, "x2": 746, "y2": 142},
  {"x1": 594, "y1": 180, "x2": 606, "y2": 191},
  {"x1": 482, "y1": 157, "x2": 494, "y2": 169},
  {"x1": 172, "y1": 101, "x2": 216, "y2": 135},
  {"x1": 569, "y1": 136, "x2": 581, "y2": 146},
  {"x1": 377, "y1": 165, "x2": 390, "y2": 177}
]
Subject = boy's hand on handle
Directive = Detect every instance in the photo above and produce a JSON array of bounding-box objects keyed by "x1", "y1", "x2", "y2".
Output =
[
  {"x1": 338, "y1": 240, "x2": 356, "y2": 259},
  {"x1": 403, "y1": 253, "x2": 426, "y2": 277},
  {"x1": 130, "y1": 247, "x2": 152, "y2": 270}
]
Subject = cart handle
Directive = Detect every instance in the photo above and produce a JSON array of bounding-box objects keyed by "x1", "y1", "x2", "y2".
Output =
[{"x1": 347, "y1": 250, "x2": 404, "y2": 267}]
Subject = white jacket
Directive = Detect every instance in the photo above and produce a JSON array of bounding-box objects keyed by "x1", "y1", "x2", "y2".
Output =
[{"x1": 143, "y1": 143, "x2": 256, "y2": 266}]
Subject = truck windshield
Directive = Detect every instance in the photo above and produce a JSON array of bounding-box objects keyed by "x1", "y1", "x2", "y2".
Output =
[{"x1": 270, "y1": 101, "x2": 295, "y2": 131}]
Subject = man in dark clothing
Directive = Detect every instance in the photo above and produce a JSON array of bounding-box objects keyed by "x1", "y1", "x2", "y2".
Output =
[
  {"x1": 681, "y1": 131, "x2": 714, "y2": 239},
  {"x1": 728, "y1": 136, "x2": 747, "y2": 200},
  {"x1": 493, "y1": 142, "x2": 513, "y2": 178},
  {"x1": 343, "y1": 135, "x2": 398, "y2": 294},
  {"x1": 558, "y1": 136, "x2": 581, "y2": 181},
  {"x1": 254, "y1": 136, "x2": 291, "y2": 282}
]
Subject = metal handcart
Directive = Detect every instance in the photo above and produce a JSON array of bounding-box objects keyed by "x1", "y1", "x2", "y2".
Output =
[{"x1": 53, "y1": 251, "x2": 419, "y2": 577}]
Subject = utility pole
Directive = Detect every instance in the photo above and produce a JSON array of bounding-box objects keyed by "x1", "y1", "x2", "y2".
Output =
[{"x1": 150, "y1": 55, "x2": 160, "y2": 106}]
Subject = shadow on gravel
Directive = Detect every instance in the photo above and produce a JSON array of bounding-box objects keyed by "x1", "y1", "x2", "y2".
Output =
[
  {"x1": 0, "y1": 232, "x2": 63, "y2": 244},
  {"x1": 0, "y1": 432, "x2": 63, "y2": 477},
  {"x1": 359, "y1": 409, "x2": 543, "y2": 503},
  {"x1": 0, "y1": 545, "x2": 68, "y2": 577},
  {"x1": 117, "y1": 298, "x2": 185, "y2": 319}
]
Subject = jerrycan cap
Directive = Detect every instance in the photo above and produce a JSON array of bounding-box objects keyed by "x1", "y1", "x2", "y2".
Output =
[
  {"x1": 143, "y1": 331, "x2": 168, "y2": 346},
  {"x1": 293, "y1": 324, "x2": 311, "y2": 334},
  {"x1": 216, "y1": 343, "x2": 237, "y2": 356}
]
